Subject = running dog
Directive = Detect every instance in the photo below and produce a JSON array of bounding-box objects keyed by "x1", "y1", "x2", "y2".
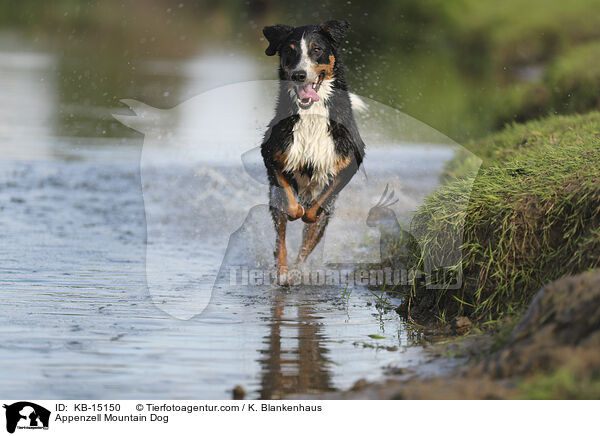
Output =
[{"x1": 261, "y1": 20, "x2": 366, "y2": 284}]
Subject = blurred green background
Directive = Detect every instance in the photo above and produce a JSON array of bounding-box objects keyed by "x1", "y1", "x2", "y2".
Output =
[{"x1": 1, "y1": 0, "x2": 599, "y2": 142}]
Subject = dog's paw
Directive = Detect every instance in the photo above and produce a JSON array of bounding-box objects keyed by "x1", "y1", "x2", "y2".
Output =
[
  {"x1": 286, "y1": 203, "x2": 304, "y2": 221},
  {"x1": 301, "y1": 207, "x2": 320, "y2": 223},
  {"x1": 276, "y1": 266, "x2": 291, "y2": 287}
]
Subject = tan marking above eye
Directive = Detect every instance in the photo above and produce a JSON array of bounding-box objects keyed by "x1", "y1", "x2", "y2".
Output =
[
  {"x1": 309, "y1": 41, "x2": 314, "y2": 49},
  {"x1": 290, "y1": 44, "x2": 295, "y2": 50}
]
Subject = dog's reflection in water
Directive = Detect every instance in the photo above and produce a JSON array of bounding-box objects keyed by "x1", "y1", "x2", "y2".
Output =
[
  {"x1": 258, "y1": 291, "x2": 334, "y2": 399},
  {"x1": 211, "y1": 204, "x2": 333, "y2": 399}
]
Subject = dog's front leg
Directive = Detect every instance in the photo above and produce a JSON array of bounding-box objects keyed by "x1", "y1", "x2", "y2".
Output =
[
  {"x1": 270, "y1": 169, "x2": 303, "y2": 285},
  {"x1": 275, "y1": 169, "x2": 304, "y2": 220},
  {"x1": 297, "y1": 213, "x2": 330, "y2": 264},
  {"x1": 302, "y1": 156, "x2": 359, "y2": 223},
  {"x1": 272, "y1": 208, "x2": 290, "y2": 285}
]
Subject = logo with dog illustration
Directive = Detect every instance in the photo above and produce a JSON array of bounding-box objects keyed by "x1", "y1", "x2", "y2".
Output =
[{"x1": 3, "y1": 402, "x2": 50, "y2": 433}]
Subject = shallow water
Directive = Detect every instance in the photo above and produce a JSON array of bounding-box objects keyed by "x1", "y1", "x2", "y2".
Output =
[
  {"x1": 0, "y1": 42, "x2": 460, "y2": 399},
  {"x1": 0, "y1": 141, "x2": 454, "y2": 399}
]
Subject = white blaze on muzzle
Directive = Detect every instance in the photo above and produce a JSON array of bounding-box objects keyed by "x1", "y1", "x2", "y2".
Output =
[
  {"x1": 292, "y1": 36, "x2": 325, "y2": 108},
  {"x1": 297, "y1": 36, "x2": 318, "y2": 82}
]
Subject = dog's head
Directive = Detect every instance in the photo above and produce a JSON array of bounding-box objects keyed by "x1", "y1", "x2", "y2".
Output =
[{"x1": 263, "y1": 20, "x2": 349, "y2": 109}]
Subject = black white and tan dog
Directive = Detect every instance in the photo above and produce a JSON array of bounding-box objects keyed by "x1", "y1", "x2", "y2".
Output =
[{"x1": 261, "y1": 20, "x2": 366, "y2": 284}]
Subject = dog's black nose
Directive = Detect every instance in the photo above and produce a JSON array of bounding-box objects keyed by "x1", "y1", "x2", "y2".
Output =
[{"x1": 290, "y1": 70, "x2": 307, "y2": 82}]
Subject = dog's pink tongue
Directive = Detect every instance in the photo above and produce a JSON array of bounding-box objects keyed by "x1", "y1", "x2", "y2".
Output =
[{"x1": 298, "y1": 85, "x2": 319, "y2": 102}]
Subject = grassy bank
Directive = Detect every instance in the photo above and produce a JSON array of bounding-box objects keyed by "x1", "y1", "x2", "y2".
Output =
[{"x1": 399, "y1": 112, "x2": 600, "y2": 322}]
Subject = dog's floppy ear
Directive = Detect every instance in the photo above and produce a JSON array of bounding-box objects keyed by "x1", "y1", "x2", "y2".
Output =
[
  {"x1": 263, "y1": 24, "x2": 293, "y2": 56},
  {"x1": 319, "y1": 20, "x2": 350, "y2": 47}
]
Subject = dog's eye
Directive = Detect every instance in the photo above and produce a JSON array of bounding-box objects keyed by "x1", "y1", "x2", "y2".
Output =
[{"x1": 312, "y1": 47, "x2": 322, "y2": 55}]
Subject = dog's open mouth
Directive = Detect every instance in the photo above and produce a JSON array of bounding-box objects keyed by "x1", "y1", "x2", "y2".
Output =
[{"x1": 295, "y1": 72, "x2": 325, "y2": 109}]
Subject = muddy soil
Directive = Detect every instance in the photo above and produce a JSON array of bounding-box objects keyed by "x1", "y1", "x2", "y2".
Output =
[{"x1": 307, "y1": 269, "x2": 600, "y2": 399}]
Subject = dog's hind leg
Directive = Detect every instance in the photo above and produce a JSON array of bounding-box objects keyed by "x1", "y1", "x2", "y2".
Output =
[{"x1": 296, "y1": 212, "x2": 330, "y2": 264}]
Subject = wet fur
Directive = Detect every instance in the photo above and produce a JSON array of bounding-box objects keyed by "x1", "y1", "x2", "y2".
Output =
[{"x1": 261, "y1": 20, "x2": 366, "y2": 281}]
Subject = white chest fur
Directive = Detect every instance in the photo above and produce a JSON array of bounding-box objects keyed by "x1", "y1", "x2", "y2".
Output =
[
  {"x1": 284, "y1": 82, "x2": 337, "y2": 202},
  {"x1": 286, "y1": 108, "x2": 336, "y2": 201}
]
